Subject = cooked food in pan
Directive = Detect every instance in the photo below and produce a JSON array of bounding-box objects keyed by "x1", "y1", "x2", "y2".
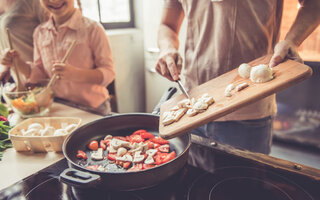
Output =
[{"x1": 76, "y1": 129, "x2": 176, "y2": 172}]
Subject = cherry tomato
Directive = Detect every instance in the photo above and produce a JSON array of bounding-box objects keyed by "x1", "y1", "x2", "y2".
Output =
[
  {"x1": 107, "y1": 153, "x2": 117, "y2": 161},
  {"x1": 123, "y1": 162, "x2": 131, "y2": 169},
  {"x1": 76, "y1": 150, "x2": 87, "y2": 160},
  {"x1": 151, "y1": 137, "x2": 169, "y2": 145},
  {"x1": 88, "y1": 140, "x2": 99, "y2": 151}
]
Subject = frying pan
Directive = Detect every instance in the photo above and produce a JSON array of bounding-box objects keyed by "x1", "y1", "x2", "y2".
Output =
[{"x1": 60, "y1": 88, "x2": 191, "y2": 191}]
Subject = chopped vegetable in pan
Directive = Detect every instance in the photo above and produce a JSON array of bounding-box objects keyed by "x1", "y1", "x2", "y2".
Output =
[{"x1": 76, "y1": 129, "x2": 176, "y2": 172}]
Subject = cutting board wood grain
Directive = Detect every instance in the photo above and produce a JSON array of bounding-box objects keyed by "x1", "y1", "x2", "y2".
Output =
[{"x1": 159, "y1": 55, "x2": 313, "y2": 139}]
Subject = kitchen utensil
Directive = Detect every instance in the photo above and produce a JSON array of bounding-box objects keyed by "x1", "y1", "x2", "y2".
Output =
[
  {"x1": 176, "y1": 80, "x2": 190, "y2": 99},
  {"x1": 60, "y1": 88, "x2": 191, "y2": 191},
  {"x1": 159, "y1": 55, "x2": 313, "y2": 139},
  {"x1": 6, "y1": 28, "x2": 25, "y2": 92},
  {"x1": 9, "y1": 117, "x2": 82, "y2": 152},
  {"x1": 35, "y1": 40, "x2": 77, "y2": 107}
]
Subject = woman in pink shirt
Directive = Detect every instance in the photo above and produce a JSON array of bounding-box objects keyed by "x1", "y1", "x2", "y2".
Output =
[{"x1": 1, "y1": 0, "x2": 115, "y2": 115}]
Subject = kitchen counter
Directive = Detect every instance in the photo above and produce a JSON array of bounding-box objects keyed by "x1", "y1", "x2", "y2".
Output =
[{"x1": 0, "y1": 102, "x2": 103, "y2": 190}]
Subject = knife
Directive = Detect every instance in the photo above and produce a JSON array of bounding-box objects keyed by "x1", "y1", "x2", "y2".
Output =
[{"x1": 176, "y1": 80, "x2": 191, "y2": 99}]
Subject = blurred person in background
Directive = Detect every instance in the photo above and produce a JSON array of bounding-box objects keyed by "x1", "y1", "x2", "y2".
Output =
[
  {"x1": 0, "y1": 0, "x2": 47, "y2": 83},
  {"x1": 0, "y1": 0, "x2": 115, "y2": 115}
]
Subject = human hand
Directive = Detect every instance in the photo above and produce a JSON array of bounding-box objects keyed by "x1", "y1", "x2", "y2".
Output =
[
  {"x1": 155, "y1": 49, "x2": 183, "y2": 81},
  {"x1": 0, "y1": 48, "x2": 20, "y2": 67},
  {"x1": 52, "y1": 62, "x2": 80, "y2": 82},
  {"x1": 269, "y1": 40, "x2": 303, "y2": 68}
]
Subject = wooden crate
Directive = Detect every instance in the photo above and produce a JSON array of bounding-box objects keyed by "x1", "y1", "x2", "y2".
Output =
[{"x1": 9, "y1": 117, "x2": 82, "y2": 152}]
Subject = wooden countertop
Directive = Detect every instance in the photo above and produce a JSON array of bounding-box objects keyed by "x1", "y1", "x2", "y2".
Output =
[{"x1": 0, "y1": 102, "x2": 103, "y2": 190}]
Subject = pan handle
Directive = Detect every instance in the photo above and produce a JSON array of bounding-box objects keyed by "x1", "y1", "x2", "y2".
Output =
[
  {"x1": 60, "y1": 168, "x2": 101, "y2": 188},
  {"x1": 152, "y1": 87, "x2": 177, "y2": 115}
]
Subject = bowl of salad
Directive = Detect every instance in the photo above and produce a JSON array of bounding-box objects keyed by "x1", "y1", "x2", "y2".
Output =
[{"x1": 2, "y1": 81, "x2": 53, "y2": 118}]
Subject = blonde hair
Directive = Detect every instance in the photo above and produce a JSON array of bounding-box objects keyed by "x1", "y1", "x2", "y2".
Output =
[{"x1": 76, "y1": 0, "x2": 82, "y2": 14}]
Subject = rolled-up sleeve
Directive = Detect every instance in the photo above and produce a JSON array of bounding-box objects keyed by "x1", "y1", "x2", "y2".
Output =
[
  {"x1": 89, "y1": 23, "x2": 115, "y2": 87},
  {"x1": 28, "y1": 27, "x2": 49, "y2": 83}
]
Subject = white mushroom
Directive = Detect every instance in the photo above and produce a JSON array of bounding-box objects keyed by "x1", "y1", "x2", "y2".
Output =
[
  {"x1": 54, "y1": 128, "x2": 68, "y2": 136},
  {"x1": 146, "y1": 149, "x2": 158, "y2": 157},
  {"x1": 110, "y1": 138, "x2": 130, "y2": 150},
  {"x1": 64, "y1": 124, "x2": 77, "y2": 133},
  {"x1": 108, "y1": 145, "x2": 117, "y2": 154},
  {"x1": 117, "y1": 147, "x2": 127, "y2": 157},
  {"x1": 177, "y1": 99, "x2": 191, "y2": 108},
  {"x1": 28, "y1": 123, "x2": 43, "y2": 132},
  {"x1": 91, "y1": 148, "x2": 104, "y2": 160},
  {"x1": 144, "y1": 156, "x2": 155, "y2": 165},
  {"x1": 104, "y1": 135, "x2": 113, "y2": 140},
  {"x1": 22, "y1": 128, "x2": 38, "y2": 136},
  {"x1": 235, "y1": 82, "x2": 249, "y2": 92},
  {"x1": 133, "y1": 152, "x2": 145, "y2": 163},
  {"x1": 224, "y1": 83, "x2": 235, "y2": 97},
  {"x1": 186, "y1": 108, "x2": 198, "y2": 117},
  {"x1": 193, "y1": 101, "x2": 208, "y2": 111},
  {"x1": 238, "y1": 63, "x2": 252, "y2": 79},
  {"x1": 173, "y1": 108, "x2": 188, "y2": 121},
  {"x1": 40, "y1": 126, "x2": 55, "y2": 136},
  {"x1": 250, "y1": 64, "x2": 274, "y2": 83},
  {"x1": 116, "y1": 154, "x2": 133, "y2": 162}
]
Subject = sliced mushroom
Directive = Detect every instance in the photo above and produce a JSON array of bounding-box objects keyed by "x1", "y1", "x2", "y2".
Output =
[
  {"x1": 110, "y1": 138, "x2": 130, "y2": 150},
  {"x1": 173, "y1": 108, "x2": 187, "y2": 121},
  {"x1": 40, "y1": 126, "x2": 55, "y2": 136},
  {"x1": 91, "y1": 148, "x2": 104, "y2": 160},
  {"x1": 64, "y1": 124, "x2": 78, "y2": 133},
  {"x1": 116, "y1": 154, "x2": 133, "y2": 162},
  {"x1": 133, "y1": 152, "x2": 145, "y2": 163},
  {"x1": 54, "y1": 128, "x2": 68, "y2": 136},
  {"x1": 235, "y1": 82, "x2": 249, "y2": 92},
  {"x1": 104, "y1": 135, "x2": 113, "y2": 140},
  {"x1": 177, "y1": 99, "x2": 191, "y2": 108},
  {"x1": 146, "y1": 149, "x2": 157, "y2": 157},
  {"x1": 108, "y1": 145, "x2": 117, "y2": 154},
  {"x1": 117, "y1": 147, "x2": 127, "y2": 157},
  {"x1": 224, "y1": 83, "x2": 235, "y2": 97},
  {"x1": 186, "y1": 108, "x2": 198, "y2": 117},
  {"x1": 144, "y1": 156, "x2": 155, "y2": 165}
]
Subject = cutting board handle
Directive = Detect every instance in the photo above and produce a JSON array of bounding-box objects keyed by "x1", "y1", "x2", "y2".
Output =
[{"x1": 152, "y1": 87, "x2": 177, "y2": 115}]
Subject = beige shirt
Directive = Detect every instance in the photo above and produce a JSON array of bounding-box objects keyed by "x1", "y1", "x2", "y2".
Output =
[
  {"x1": 0, "y1": 0, "x2": 47, "y2": 83},
  {"x1": 165, "y1": 0, "x2": 284, "y2": 121}
]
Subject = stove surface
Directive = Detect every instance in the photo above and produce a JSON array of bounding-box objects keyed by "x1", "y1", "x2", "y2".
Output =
[{"x1": 1, "y1": 139, "x2": 319, "y2": 200}]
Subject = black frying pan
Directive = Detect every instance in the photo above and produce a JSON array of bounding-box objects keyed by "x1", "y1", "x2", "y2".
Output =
[{"x1": 60, "y1": 88, "x2": 191, "y2": 191}]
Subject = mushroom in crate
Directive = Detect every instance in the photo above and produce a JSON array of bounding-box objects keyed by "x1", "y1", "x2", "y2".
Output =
[{"x1": 9, "y1": 117, "x2": 81, "y2": 152}]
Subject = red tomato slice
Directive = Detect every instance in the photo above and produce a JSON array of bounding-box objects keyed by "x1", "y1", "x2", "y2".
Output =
[
  {"x1": 88, "y1": 140, "x2": 99, "y2": 151},
  {"x1": 151, "y1": 137, "x2": 169, "y2": 145},
  {"x1": 132, "y1": 129, "x2": 147, "y2": 135},
  {"x1": 107, "y1": 153, "x2": 117, "y2": 161},
  {"x1": 140, "y1": 131, "x2": 155, "y2": 139},
  {"x1": 100, "y1": 140, "x2": 106, "y2": 150},
  {"x1": 162, "y1": 151, "x2": 176, "y2": 163},
  {"x1": 76, "y1": 150, "x2": 87, "y2": 159},
  {"x1": 87, "y1": 165, "x2": 99, "y2": 171},
  {"x1": 127, "y1": 163, "x2": 144, "y2": 172},
  {"x1": 129, "y1": 135, "x2": 144, "y2": 143},
  {"x1": 154, "y1": 152, "x2": 168, "y2": 165},
  {"x1": 158, "y1": 144, "x2": 169, "y2": 153},
  {"x1": 114, "y1": 136, "x2": 128, "y2": 141},
  {"x1": 143, "y1": 164, "x2": 155, "y2": 169}
]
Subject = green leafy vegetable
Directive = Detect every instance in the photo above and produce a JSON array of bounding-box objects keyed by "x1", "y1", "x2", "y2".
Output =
[{"x1": 0, "y1": 104, "x2": 12, "y2": 161}]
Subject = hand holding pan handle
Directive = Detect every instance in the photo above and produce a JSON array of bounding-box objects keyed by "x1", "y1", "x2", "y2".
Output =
[{"x1": 152, "y1": 87, "x2": 177, "y2": 115}]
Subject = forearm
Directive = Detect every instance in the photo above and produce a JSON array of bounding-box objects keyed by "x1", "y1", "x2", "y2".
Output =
[
  {"x1": 15, "y1": 58, "x2": 31, "y2": 78},
  {"x1": 285, "y1": 0, "x2": 320, "y2": 46},
  {"x1": 158, "y1": 24, "x2": 180, "y2": 53}
]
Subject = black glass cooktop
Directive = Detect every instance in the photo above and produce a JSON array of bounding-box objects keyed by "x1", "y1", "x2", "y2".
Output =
[{"x1": 1, "y1": 138, "x2": 319, "y2": 200}]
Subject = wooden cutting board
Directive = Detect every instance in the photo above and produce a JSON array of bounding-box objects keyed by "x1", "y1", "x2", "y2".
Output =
[{"x1": 159, "y1": 55, "x2": 313, "y2": 139}]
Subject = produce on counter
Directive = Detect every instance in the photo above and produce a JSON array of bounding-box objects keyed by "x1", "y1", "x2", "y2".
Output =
[
  {"x1": 0, "y1": 104, "x2": 12, "y2": 161},
  {"x1": 76, "y1": 129, "x2": 177, "y2": 172},
  {"x1": 162, "y1": 93, "x2": 215, "y2": 125},
  {"x1": 20, "y1": 122, "x2": 78, "y2": 136}
]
